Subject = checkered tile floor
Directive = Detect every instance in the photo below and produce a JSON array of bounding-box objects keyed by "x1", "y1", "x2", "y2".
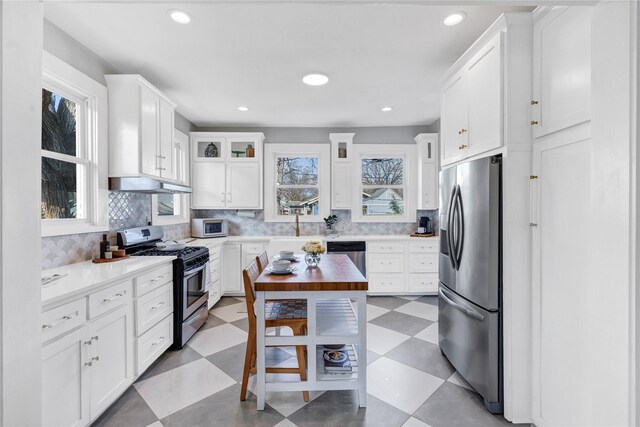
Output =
[{"x1": 93, "y1": 296, "x2": 516, "y2": 427}]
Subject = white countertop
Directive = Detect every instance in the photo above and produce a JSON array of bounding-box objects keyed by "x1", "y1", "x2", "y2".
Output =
[
  {"x1": 182, "y1": 234, "x2": 437, "y2": 245},
  {"x1": 42, "y1": 256, "x2": 176, "y2": 308},
  {"x1": 325, "y1": 234, "x2": 438, "y2": 241}
]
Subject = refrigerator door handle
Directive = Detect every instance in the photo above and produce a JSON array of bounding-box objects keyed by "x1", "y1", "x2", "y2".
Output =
[
  {"x1": 439, "y1": 288, "x2": 485, "y2": 321},
  {"x1": 447, "y1": 186, "x2": 458, "y2": 269},
  {"x1": 454, "y1": 185, "x2": 464, "y2": 268}
]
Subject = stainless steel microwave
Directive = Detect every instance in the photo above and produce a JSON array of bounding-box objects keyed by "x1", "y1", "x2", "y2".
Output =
[{"x1": 191, "y1": 218, "x2": 228, "y2": 238}]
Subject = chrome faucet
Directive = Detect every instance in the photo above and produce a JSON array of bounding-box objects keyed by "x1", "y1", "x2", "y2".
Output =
[{"x1": 293, "y1": 211, "x2": 300, "y2": 237}]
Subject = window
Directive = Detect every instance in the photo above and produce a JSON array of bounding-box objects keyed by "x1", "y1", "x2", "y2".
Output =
[
  {"x1": 41, "y1": 51, "x2": 108, "y2": 236},
  {"x1": 276, "y1": 157, "x2": 319, "y2": 216},
  {"x1": 264, "y1": 143, "x2": 330, "y2": 222},
  {"x1": 41, "y1": 88, "x2": 87, "y2": 220},
  {"x1": 361, "y1": 157, "x2": 405, "y2": 216},
  {"x1": 352, "y1": 144, "x2": 416, "y2": 223},
  {"x1": 151, "y1": 130, "x2": 190, "y2": 225}
]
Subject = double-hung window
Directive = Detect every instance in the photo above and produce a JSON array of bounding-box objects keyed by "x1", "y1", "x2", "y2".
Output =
[
  {"x1": 352, "y1": 144, "x2": 415, "y2": 222},
  {"x1": 41, "y1": 86, "x2": 88, "y2": 221},
  {"x1": 264, "y1": 143, "x2": 330, "y2": 222},
  {"x1": 41, "y1": 52, "x2": 108, "y2": 236}
]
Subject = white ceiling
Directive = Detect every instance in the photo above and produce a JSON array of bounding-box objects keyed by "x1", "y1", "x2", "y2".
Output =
[{"x1": 44, "y1": 3, "x2": 534, "y2": 128}]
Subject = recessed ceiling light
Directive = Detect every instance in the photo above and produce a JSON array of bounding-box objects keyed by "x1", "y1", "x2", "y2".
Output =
[
  {"x1": 302, "y1": 73, "x2": 329, "y2": 86},
  {"x1": 168, "y1": 10, "x2": 191, "y2": 24},
  {"x1": 381, "y1": 107, "x2": 393, "y2": 112},
  {"x1": 443, "y1": 12, "x2": 466, "y2": 26},
  {"x1": 238, "y1": 106, "x2": 249, "y2": 112}
]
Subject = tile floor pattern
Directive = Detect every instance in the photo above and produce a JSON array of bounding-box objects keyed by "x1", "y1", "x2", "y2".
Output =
[{"x1": 93, "y1": 296, "x2": 521, "y2": 427}]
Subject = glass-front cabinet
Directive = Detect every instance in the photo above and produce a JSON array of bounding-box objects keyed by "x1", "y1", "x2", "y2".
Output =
[
  {"x1": 329, "y1": 133, "x2": 355, "y2": 210},
  {"x1": 190, "y1": 132, "x2": 265, "y2": 209},
  {"x1": 192, "y1": 134, "x2": 261, "y2": 162}
]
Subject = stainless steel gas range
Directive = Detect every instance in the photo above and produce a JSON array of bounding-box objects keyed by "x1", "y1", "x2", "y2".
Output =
[{"x1": 117, "y1": 226, "x2": 209, "y2": 348}]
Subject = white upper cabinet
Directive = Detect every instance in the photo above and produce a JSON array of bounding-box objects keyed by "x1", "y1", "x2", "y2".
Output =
[
  {"x1": 440, "y1": 71, "x2": 468, "y2": 165},
  {"x1": 532, "y1": 7, "x2": 591, "y2": 138},
  {"x1": 329, "y1": 133, "x2": 355, "y2": 210},
  {"x1": 438, "y1": 12, "x2": 536, "y2": 169},
  {"x1": 190, "y1": 132, "x2": 264, "y2": 209},
  {"x1": 159, "y1": 99, "x2": 177, "y2": 180},
  {"x1": 440, "y1": 32, "x2": 503, "y2": 166},
  {"x1": 466, "y1": 33, "x2": 503, "y2": 158},
  {"x1": 226, "y1": 163, "x2": 261, "y2": 208},
  {"x1": 139, "y1": 84, "x2": 160, "y2": 177},
  {"x1": 192, "y1": 162, "x2": 226, "y2": 208},
  {"x1": 415, "y1": 133, "x2": 439, "y2": 210},
  {"x1": 106, "y1": 75, "x2": 177, "y2": 181}
]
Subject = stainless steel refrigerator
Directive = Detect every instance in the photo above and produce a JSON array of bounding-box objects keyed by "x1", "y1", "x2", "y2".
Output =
[{"x1": 438, "y1": 155, "x2": 502, "y2": 413}]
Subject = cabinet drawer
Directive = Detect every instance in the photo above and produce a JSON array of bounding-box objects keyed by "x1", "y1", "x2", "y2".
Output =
[
  {"x1": 369, "y1": 274, "x2": 405, "y2": 293},
  {"x1": 409, "y1": 273, "x2": 439, "y2": 293},
  {"x1": 135, "y1": 264, "x2": 173, "y2": 297},
  {"x1": 136, "y1": 314, "x2": 172, "y2": 375},
  {"x1": 409, "y1": 254, "x2": 438, "y2": 273},
  {"x1": 88, "y1": 281, "x2": 132, "y2": 319},
  {"x1": 408, "y1": 240, "x2": 439, "y2": 253},
  {"x1": 368, "y1": 241, "x2": 406, "y2": 254},
  {"x1": 135, "y1": 283, "x2": 173, "y2": 336},
  {"x1": 207, "y1": 245, "x2": 221, "y2": 261},
  {"x1": 243, "y1": 243, "x2": 265, "y2": 254},
  {"x1": 368, "y1": 254, "x2": 405, "y2": 273},
  {"x1": 209, "y1": 260, "x2": 221, "y2": 281},
  {"x1": 42, "y1": 299, "x2": 87, "y2": 343}
]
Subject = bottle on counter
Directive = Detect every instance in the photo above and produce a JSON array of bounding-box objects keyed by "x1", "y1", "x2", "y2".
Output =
[
  {"x1": 246, "y1": 144, "x2": 254, "y2": 158},
  {"x1": 99, "y1": 234, "x2": 110, "y2": 259}
]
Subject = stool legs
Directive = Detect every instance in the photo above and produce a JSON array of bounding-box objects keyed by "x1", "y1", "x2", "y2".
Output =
[
  {"x1": 240, "y1": 329, "x2": 256, "y2": 401},
  {"x1": 240, "y1": 325, "x2": 309, "y2": 402}
]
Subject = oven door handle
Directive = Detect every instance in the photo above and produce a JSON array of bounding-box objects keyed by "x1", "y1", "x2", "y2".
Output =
[{"x1": 184, "y1": 262, "x2": 207, "y2": 278}]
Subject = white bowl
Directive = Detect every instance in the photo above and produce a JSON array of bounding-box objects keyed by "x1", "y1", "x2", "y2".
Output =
[
  {"x1": 272, "y1": 260, "x2": 291, "y2": 271},
  {"x1": 279, "y1": 250, "x2": 294, "y2": 259}
]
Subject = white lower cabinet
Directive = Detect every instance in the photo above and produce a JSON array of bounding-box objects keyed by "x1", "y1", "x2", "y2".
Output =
[
  {"x1": 88, "y1": 305, "x2": 134, "y2": 417},
  {"x1": 369, "y1": 274, "x2": 405, "y2": 293},
  {"x1": 221, "y1": 243, "x2": 242, "y2": 294},
  {"x1": 367, "y1": 238, "x2": 439, "y2": 295},
  {"x1": 221, "y1": 241, "x2": 266, "y2": 296},
  {"x1": 198, "y1": 240, "x2": 223, "y2": 308},
  {"x1": 42, "y1": 327, "x2": 90, "y2": 427},
  {"x1": 136, "y1": 314, "x2": 173, "y2": 375},
  {"x1": 42, "y1": 262, "x2": 174, "y2": 427},
  {"x1": 409, "y1": 273, "x2": 439, "y2": 293}
]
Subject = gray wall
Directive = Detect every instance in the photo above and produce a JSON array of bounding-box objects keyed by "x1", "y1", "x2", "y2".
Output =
[
  {"x1": 429, "y1": 118, "x2": 441, "y2": 133},
  {"x1": 43, "y1": 19, "x2": 118, "y2": 85},
  {"x1": 43, "y1": 19, "x2": 197, "y2": 133},
  {"x1": 196, "y1": 125, "x2": 437, "y2": 144},
  {"x1": 175, "y1": 111, "x2": 196, "y2": 135}
]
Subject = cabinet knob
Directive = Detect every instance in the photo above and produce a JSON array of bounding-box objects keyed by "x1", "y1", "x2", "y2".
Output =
[
  {"x1": 530, "y1": 100, "x2": 539, "y2": 105},
  {"x1": 530, "y1": 120, "x2": 539, "y2": 125},
  {"x1": 458, "y1": 144, "x2": 468, "y2": 150},
  {"x1": 458, "y1": 128, "x2": 467, "y2": 135}
]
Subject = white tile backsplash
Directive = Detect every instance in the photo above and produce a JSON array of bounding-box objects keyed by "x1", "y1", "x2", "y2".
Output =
[
  {"x1": 43, "y1": 196, "x2": 437, "y2": 269},
  {"x1": 190, "y1": 209, "x2": 438, "y2": 237},
  {"x1": 41, "y1": 192, "x2": 190, "y2": 269}
]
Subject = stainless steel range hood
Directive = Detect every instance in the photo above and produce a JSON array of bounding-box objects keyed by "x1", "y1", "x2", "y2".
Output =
[{"x1": 109, "y1": 177, "x2": 192, "y2": 194}]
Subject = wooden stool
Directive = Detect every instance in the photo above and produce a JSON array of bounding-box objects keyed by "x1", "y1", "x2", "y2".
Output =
[{"x1": 240, "y1": 260, "x2": 309, "y2": 402}]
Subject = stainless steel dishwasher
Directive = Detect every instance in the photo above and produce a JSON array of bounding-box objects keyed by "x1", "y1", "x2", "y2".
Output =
[{"x1": 326, "y1": 241, "x2": 366, "y2": 277}]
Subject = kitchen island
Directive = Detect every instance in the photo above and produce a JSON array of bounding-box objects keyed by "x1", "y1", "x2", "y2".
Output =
[{"x1": 254, "y1": 254, "x2": 368, "y2": 410}]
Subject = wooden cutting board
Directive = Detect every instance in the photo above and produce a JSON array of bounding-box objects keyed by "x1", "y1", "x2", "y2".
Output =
[{"x1": 92, "y1": 255, "x2": 130, "y2": 264}]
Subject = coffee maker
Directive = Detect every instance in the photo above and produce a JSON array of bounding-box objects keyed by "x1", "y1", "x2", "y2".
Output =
[{"x1": 417, "y1": 216, "x2": 432, "y2": 235}]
